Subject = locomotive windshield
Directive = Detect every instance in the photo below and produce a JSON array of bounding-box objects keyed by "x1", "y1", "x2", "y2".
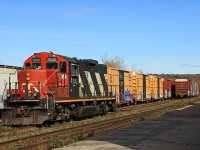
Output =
[
  {"x1": 25, "y1": 62, "x2": 41, "y2": 69},
  {"x1": 46, "y1": 57, "x2": 58, "y2": 69},
  {"x1": 32, "y1": 57, "x2": 41, "y2": 69},
  {"x1": 32, "y1": 63, "x2": 42, "y2": 69},
  {"x1": 46, "y1": 62, "x2": 58, "y2": 69}
]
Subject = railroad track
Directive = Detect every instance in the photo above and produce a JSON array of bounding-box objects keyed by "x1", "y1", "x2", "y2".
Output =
[
  {"x1": 0, "y1": 103, "x2": 182, "y2": 150},
  {"x1": 0, "y1": 99, "x2": 168, "y2": 141},
  {"x1": 117, "y1": 100, "x2": 166, "y2": 112},
  {"x1": 117, "y1": 97, "x2": 198, "y2": 112}
]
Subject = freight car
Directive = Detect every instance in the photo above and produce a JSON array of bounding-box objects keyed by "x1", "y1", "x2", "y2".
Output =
[
  {"x1": 132, "y1": 73, "x2": 151, "y2": 103},
  {"x1": 158, "y1": 77, "x2": 164, "y2": 100},
  {"x1": 107, "y1": 67, "x2": 133, "y2": 106},
  {"x1": 171, "y1": 79, "x2": 200, "y2": 98},
  {"x1": 176, "y1": 79, "x2": 192, "y2": 98},
  {"x1": 191, "y1": 81, "x2": 200, "y2": 96},
  {"x1": 1, "y1": 52, "x2": 117, "y2": 125},
  {"x1": 163, "y1": 79, "x2": 172, "y2": 99},
  {"x1": 0, "y1": 65, "x2": 22, "y2": 104}
]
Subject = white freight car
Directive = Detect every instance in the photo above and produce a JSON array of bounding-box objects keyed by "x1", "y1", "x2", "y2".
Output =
[{"x1": 0, "y1": 65, "x2": 22, "y2": 108}]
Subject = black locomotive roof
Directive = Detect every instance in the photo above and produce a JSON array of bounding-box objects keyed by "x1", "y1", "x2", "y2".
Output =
[
  {"x1": 79, "y1": 59, "x2": 98, "y2": 66},
  {"x1": 58, "y1": 54, "x2": 106, "y2": 69},
  {"x1": 59, "y1": 55, "x2": 78, "y2": 64}
]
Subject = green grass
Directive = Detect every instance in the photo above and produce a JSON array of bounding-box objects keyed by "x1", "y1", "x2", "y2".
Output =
[
  {"x1": 139, "y1": 115, "x2": 145, "y2": 121},
  {"x1": 49, "y1": 137, "x2": 65, "y2": 148},
  {"x1": 0, "y1": 125, "x2": 6, "y2": 132}
]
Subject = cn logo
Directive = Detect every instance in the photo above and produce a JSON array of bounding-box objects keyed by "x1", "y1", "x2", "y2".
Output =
[
  {"x1": 61, "y1": 74, "x2": 67, "y2": 79},
  {"x1": 21, "y1": 83, "x2": 39, "y2": 92}
]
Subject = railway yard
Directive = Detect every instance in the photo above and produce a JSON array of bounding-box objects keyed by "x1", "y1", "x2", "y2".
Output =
[
  {"x1": 1, "y1": 0, "x2": 200, "y2": 149},
  {"x1": 0, "y1": 97, "x2": 199, "y2": 149}
]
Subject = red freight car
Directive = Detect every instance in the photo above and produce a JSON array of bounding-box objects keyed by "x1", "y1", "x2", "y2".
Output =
[
  {"x1": 195, "y1": 82, "x2": 200, "y2": 96},
  {"x1": 197, "y1": 83, "x2": 200, "y2": 95},
  {"x1": 163, "y1": 79, "x2": 172, "y2": 99},
  {"x1": 175, "y1": 79, "x2": 191, "y2": 98}
]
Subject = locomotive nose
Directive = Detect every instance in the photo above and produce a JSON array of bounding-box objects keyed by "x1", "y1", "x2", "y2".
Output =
[{"x1": 18, "y1": 69, "x2": 58, "y2": 99}]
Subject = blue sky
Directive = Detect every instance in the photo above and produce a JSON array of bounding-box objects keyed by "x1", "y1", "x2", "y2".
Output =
[{"x1": 0, "y1": 0, "x2": 200, "y2": 74}]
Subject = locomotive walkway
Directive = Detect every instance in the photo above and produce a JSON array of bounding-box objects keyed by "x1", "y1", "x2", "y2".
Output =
[{"x1": 56, "y1": 102, "x2": 200, "y2": 150}]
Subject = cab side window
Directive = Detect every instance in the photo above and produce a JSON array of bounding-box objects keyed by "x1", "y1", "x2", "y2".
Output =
[
  {"x1": 60, "y1": 61, "x2": 67, "y2": 73},
  {"x1": 71, "y1": 64, "x2": 78, "y2": 76}
]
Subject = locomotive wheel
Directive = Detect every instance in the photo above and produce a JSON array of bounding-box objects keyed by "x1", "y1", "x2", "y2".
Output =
[
  {"x1": 64, "y1": 107, "x2": 71, "y2": 120},
  {"x1": 101, "y1": 103, "x2": 108, "y2": 115},
  {"x1": 102, "y1": 107, "x2": 107, "y2": 115},
  {"x1": 42, "y1": 120, "x2": 52, "y2": 127}
]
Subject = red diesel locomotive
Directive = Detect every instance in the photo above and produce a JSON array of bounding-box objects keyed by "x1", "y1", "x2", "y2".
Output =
[{"x1": 1, "y1": 52, "x2": 117, "y2": 125}]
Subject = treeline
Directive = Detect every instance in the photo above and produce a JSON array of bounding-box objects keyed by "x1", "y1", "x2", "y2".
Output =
[{"x1": 154, "y1": 74, "x2": 200, "y2": 82}]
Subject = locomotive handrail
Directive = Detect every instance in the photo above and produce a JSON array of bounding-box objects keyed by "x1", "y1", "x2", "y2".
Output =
[
  {"x1": 2, "y1": 69, "x2": 18, "y2": 101},
  {"x1": 43, "y1": 69, "x2": 58, "y2": 86},
  {"x1": 41, "y1": 83, "x2": 55, "y2": 98},
  {"x1": 40, "y1": 69, "x2": 59, "y2": 99},
  {"x1": 2, "y1": 83, "x2": 8, "y2": 101}
]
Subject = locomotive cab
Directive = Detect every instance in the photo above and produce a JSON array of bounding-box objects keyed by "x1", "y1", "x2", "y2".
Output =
[{"x1": 7, "y1": 52, "x2": 74, "y2": 101}]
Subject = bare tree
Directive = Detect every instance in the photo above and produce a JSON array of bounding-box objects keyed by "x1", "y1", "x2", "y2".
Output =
[
  {"x1": 137, "y1": 69, "x2": 144, "y2": 74},
  {"x1": 101, "y1": 54, "x2": 144, "y2": 73},
  {"x1": 130, "y1": 64, "x2": 136, "y2": 72},
  {"x1": 130, "y1": 64, "x2": 144, "y2": 74},
  {"x1": 101, "y1": 54, "x2": 127, "y2": 70}
]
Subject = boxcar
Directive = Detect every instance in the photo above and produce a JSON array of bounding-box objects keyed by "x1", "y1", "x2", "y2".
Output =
[
  {"x1": 132, "y1": 73, "x2": 151, "y2": 103},
  {"x1": 158, "y1": 77, "x2": 164, "y2": 100},
  {"x1": 174, "y1": 79, "x2": 191, "y2": 98},
  {"x1": 107, "y1": 67, "x2": 133, "y2": 106},
  {"x1": 163, "y1": 79, "x2": 172, "y2": 99}
]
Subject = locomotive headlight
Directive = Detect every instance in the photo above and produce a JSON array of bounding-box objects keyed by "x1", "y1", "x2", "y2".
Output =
[
  {"x1": 34, "y1": 92, "x2": 38, "y2": 98},
  {"x1": 33, "y1": 93, "x2": 37, "y2": 97},
  {"x1": 33, "y1": 92, "x2": 40, "y2": 98},
  {"x1": 26, "y1": 77, "x2": 30, "y2": 81}
]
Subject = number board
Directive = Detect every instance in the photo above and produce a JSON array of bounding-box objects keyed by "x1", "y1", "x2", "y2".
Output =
[
  {"x1": 46, "y1": 57, "x2": 58, "y2": 62},
  {"x1": 32, "y1": 58, "x2": 41, "y2": 62}
]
